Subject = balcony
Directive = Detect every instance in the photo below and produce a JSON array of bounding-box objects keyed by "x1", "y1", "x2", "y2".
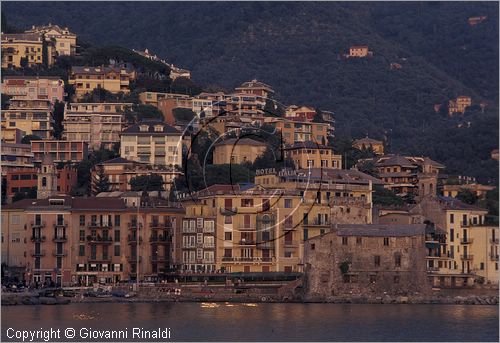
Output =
[
  {"x1": 149, "y1": 235, "x2": 171, "y2": 244},
  {"x1": 490, "y1": 238, "x2": 499, "y2": 244},
  {"x1": 87, "y1": 236, "x2": 113, "y2": 244},
  {"x1": 30, "y1": 250, "x2": 46, "y2": 257},
  {"x1": 303, "y1": 218, "x2": 331, "y2": 227},
  {"x1": 460, "y1": 254, "x2": 474, "y2": 260},
  {"x1": 284, "y1": 241, "x2": 299, "y2": 248},
  {"x1": 30, "y1": 221, "x2": 46, "y2": 228},
  {"x1": 53, "y1": 235, "x2": 68, "y2": 243},
  {"x1": 221, "y1": 257, "x2": 274, "y2": 263},
  {"x1": 490, "y1": 253, "x2": 499, "y2": 261},
  {"x1": 30, "y1": 235, "x2": 46, "y2": 242},
  {"x1": 88, "y1": 222, "x2": 113, "y2": 229},
  {"x1": 203, "y1": 243, "x2": 215, "y2": 249},
  {"x1": 127, "y1": 256, "x2": 142, "y2": 263},
  {"x1": 149, "y1": 222, "x2": 173, "y2": 229},
  {"x1": 128, "y1": 222, "x2": 143, "y2": 229},
  {"x1": 151, "y1": 255, "x2": 169, "y2": 262},
  {"x1": 236, "y1": 206, "x2": 259, "y2": 214},
  {"x1": 220, "y1": 207, "x2": 237, "y2": 216},
  {"x1": 53, "y1": 221, "x2": 68, "y2": 228},
  {"x1": 460, "y1": 237, "x2": 474, "y2": 244},
  {"x1": 89, "y1": 255, "x2": 112, "y2": 262},
  {"x1": 239, "y1": 240, "x2": 255, "y2": 246},
  {"x1": 52, "y1": 250, "x2": 68, "y2": 257},
  {"x1": 127, "y1": 235, "x2": 143, "y2": 244}
]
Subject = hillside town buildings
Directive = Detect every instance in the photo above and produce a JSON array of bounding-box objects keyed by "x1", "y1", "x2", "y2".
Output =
[
  {"x1": 25, "y1": 24, "x2": 77, "y2": 57},
  {"x1": 1, "y1": 97, "x2": 54, "y2": 139},
  {"x1": 68, "y1": 66, "x2": 133, "y2": 100},
  {"x1": 62, "y1": 102, "x2": 131, "y2": 150},
  {"x1": 448, "y1": 95, "x2": 472, "y2": 116},
  {"x1": 213, "y1": 138, "x2": 267, "y2": 165},
  {"x1": 1, "y1": 33, "x2": 47, "y2": 68},
  {"x1": 353, "y1": 136, "x2": 384, "y2": 155},
  {"x1": 1, "y1": 76, "x2": 65, "y2": 104}
]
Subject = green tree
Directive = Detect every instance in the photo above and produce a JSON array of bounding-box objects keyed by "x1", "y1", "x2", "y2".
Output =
[
  {"x1": 52, "y1": 100, "x2": 65, "y2": 139},
  {"x1": 92, "y1": 165, "x2": 110, "y2": 195},
  {"x1": 20, "y1": 135, "x2": 41, "y2": 144},
  {"x1": 173, "y1": 108, "x2": 196, "y2": 122},
  {"x1": 456, "y1": 188, "x2": 479, "y2": 205},
  {"x1": 124, "y1": 104, "x2": 164, "y2": 124},
  {"x1": 263, "y1": 98, "x2": 285, "y2": 117},
  {"x1": 373, "y1": 186, "x2": 404, "y2": 207},
  {"x1": 129, "y1": 174, "x2": 164, "y2": 191}
]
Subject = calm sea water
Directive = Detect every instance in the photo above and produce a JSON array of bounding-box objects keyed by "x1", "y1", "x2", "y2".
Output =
[{"x1": 1, "y1": 302, "x2": 498, "y2": 342}]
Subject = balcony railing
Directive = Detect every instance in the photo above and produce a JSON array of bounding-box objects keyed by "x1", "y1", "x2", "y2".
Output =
[
  {"x1": 30, "y1": 235, "x2": 46, "y2": 242},
  {"x1": 53, "y1": 235, "x2": 68, "y2": 242},
  {"x1": 53, "y1": 221, "x2": 68, "y2": 228},
  {"x1": 221, "y1": 257, "x2": 274, "y2": 263},
  {"x1": 303, "y1": 218, "x2": 331, "y2": 227},
  {"x1": 149, "y1": 222, "x2": 173, "y2": 229},
  {"x1": 220, "y1": 207, "x2": 237, "y2": 216},
  {"x1": 460, "y1": 238, "x2": 474, "y2": 244},
  {"x1": 128, "y1": 222, "x2": 143, "y2": 229},
  {"x1": 149, "y1": 235, "x2": 171, "y2": 243},
  {"x1": 30, "y1": 250, "x2": 46, "y2": 257},
  {"x1": 460, "y1": 254, "x2": 474, "y2": 260},
  {"x1": 490, "y1": 238, "x2": 499, "y2": 244},
  {"x1": 88, "y1": 222, "x2": 113, "y2": 229},
  {"x1": 127, "y1": 256, "x2": 142, "y2": 263},
  {"x1": 127, "y1": 235, "x2": 143, "y2": 244},
  {"x1": 89, "y1": 255, "x2": 112, "y2": 262},
  {"x1": 151, "y1": 255, "x2": 169, "y2": 262},
  {"x1": 490, "y1": 253, "x2": 499, "y2": 261},
  {"x1": 239, "y1": 240, "x2": 255, "y2": 246},
  {"x1": 30, "y1": 221, "x2": 46, "y2": 228},
  {"x1": 284, "y1": 241, "x2": 299, "y2": 248},
  {"x1": 52, "y1": 250, "x2": 68, "y2": 257},
  {"x1": 86, "y1": 236, "x2": 113, "y2": 244}
]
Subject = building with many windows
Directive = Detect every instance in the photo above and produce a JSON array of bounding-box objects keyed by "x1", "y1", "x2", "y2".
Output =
[
  {"x1": 62, "y1": 102, "x2": 131, "y2": 150},
  {"x1": 31, "y1": 140, "x2": 89, "y2": 163},
  {"x1": 1, "y1": 97, "x2": 54, "y2": 139},
  {"x1": 284, "y1": 141, "x2": 342, "y2": 169},
  {"x1": 264, "y1": 117, "x2": 330, "y2": 145},
  {"x1": 25, "y1": 24, "x2": 77, "y2": 57},
  {"x1": 1, "y1": 76, "x2": 65, "y2": 104},
  {"x1": 68, "y1": 66, "x2": 132, "y2": 99},
  {"x1": 120, "y1": 122, "x2": 182, "y2": 167},
  {"x1": 1, "y1": 33, "x2": 48, "y2": 68},
  {"x1": 213, "y1": 138, "x2": 267, "y2": 165}
]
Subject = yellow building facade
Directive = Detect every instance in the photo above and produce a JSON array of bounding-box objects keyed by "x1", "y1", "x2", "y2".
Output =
[
  {"x1": 1, "y1": 33, "x2": 48, "y2": 68},
  {"x1": 213, "y1": 138, "x2": 267, "y2": 165},
  {"x1": 284, "y1": 141, "x2": 342, "y2": 169},
  {"x1": 68, "y1": 66, "x2": 132, "y2": 99}
]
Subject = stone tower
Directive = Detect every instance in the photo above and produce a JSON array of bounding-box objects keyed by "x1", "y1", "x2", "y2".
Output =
[{"x1": 37, "y1": 154, "x2": 58, "y2": 199}]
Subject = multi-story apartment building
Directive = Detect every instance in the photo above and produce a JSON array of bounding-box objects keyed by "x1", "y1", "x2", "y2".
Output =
[
  {"x1": 31, "y1": 140, "x2": 89, "y2": 163},
  {"x1": 264, "y1": 117, "x2": 330, "y2": 145},
  {"x1": 353, "y1": 136, "x2": 384, "y2": 155},
  {"x1": 358, "y1": 155, "x2": 444, "y2": 199},
  {"x1": 25, "y1": 24, "x2": 77, "y2": 56},
  {"x1": 415, "y1": 196, "x2": 499, "y2": 286},
  {"x1": 1, "y1": 127, "x2": 25, "y2": 144},
  {"x1": 2, "y1": 195, "x2": 184, "y2": 286},
  {"x1": 226, "y1": 93, "x2": 266, "y2": 118},
  {"x1": 193, "y1": 92, "x2": 227, "y2": 119},
  {"x1": 68, "y1": 66, "x2": 132, "y2": 99},
  {"x1": 62, "y1": 102, "x2": 131, "y2": 150},
  {"x1": 448, "y1": 96, "x2": 472, "y2": 116},
  {"x1": 1, "y1": 97, "x2": 54, "y2": 139},
  {"x1": 179, "y1": 184, "x2": 304, "y2": 273},
  {"x1": 285, "y1": 105, "x2": 316, "y2": 122},
  {"x1": 235, "y1": 79, "x2": 274, "y2": 99},
  {"x1": 139, "y1": 91, "x2": 190, "y2": 108},
  {"x1": 0, "y1": 143, "x2": 34, "y2": 172},
  {"x1": 1, "y1": 33, "x2": 48, "y2": 68},
  {"x1": 284, "y1": 141, "x2": 342, "y2": 169},
  {"x1": 213, "y1": 138, "x2": 267, "y2": 165},
  {"x1": 92, "y1": 157, "x2": 182, "y2": 193},
  {"x1": 1, "y1": 76, "x2": 65, "y2": 104},
  {"x1": 120, "y1": 122, "x2": 182, "y2": 167},
  {"x1": 348, "y1": 45, "x2": 372, "y2": 58}
]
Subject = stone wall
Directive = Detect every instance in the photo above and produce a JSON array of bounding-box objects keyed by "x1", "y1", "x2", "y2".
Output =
[{"x1": 304, "y1": 231, "x2": 430, "y2": 298}]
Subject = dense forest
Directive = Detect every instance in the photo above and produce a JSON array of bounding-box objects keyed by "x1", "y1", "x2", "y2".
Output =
[{"x1": 3, "y1": 2, "x2": 499, "y2": 183}]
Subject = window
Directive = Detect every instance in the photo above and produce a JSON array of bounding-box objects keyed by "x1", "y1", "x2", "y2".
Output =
[
  {"x1": 204, "y1": 221, "x2": 214, "y2": 232},
  {"x1": 303, "y1": 229, "x2": 309, "y2": 241},
  {"x1": 79, "y1": 230, "x2": 85, "y2": 242},
  {"x1": 449, "y1": 214, "x2": 454, "y2": 224},
  {"x1": 224, "y1": 249, "x2": 232, "y2": 258},
  {"x1": 114, "y1": 215, "x2": 121, "y2": 227},
  {"x1": 79, "y1": 215, "x2": 85, "y2": 226},
  {"x1": 395, "y1": 254, "x2": 401, "y2": 267},
  {"x1": 225, "y1": 232, "x2": 232, "y2": 241},
  {"x1": 383, "y1": 237, "x2": 389, "y2": 246},
  {"x1": 374, "y1": 255, "x2": 381, "y2": 267},
  {"x1": 450, "y1": 229, "x2": 454, "y2": 242},
  {"x1": 284, "y1": 199, "x2": 292, "y2": 208},
  {"x1": 114, "y1": 245, "x2": 120, "y2": 257},
  {"x1": 196, "y1": 233, "x2": 203, "y2": 244},
  {"x1": 342, "y1": 237, "x2": 348, "y2": 245},
  {"x1": 356, "y1": 237, "x2": 362, "y2": 245},
  {"x1": 114, "y1": 230, "x2": 120, "y2": 242},
  {"x1": 79, "y1": 245, "x2": 85, "y2": 256}
]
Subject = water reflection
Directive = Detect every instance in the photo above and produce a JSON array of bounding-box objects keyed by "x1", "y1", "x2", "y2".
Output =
[{"x1": 1, "y1": 303, "x2": 498, "y2": 342}]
